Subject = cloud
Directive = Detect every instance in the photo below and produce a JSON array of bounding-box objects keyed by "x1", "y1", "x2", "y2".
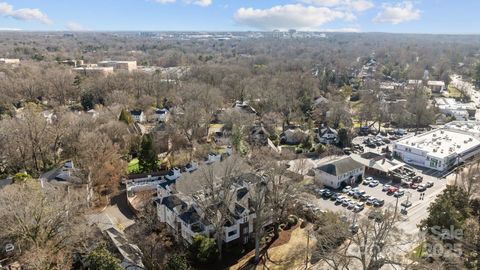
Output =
[
  {"x1": 302, "y1": 0, "x2": 374, "y2": 12},
  {"x1": 153, "y1": 0, "x2": 176, "y2": 3},
  {"x1": 373, "y1": 1, "x2": 421, "y2": 24},
  {"x1": 185, "y1": 0, "x2": 211, "y2": 7},
  {"x1": 66, "y1": 21, "x2": 86, "y2": 31},
  {"x1": 234, "y1": 4, "x2": 355, "y2": 31},
  {"x1": 320, "y1": 27, "x2": 361, "y2": 32},
  {"x1": 0, "y1": 2, "x2": 52, "y2": 24},
  {"x1": 153, "y1": 0, "x2": 212, "y2": 7},
  {"x1": 0, "y1": 27, "x2": 21, "y2": 31}
]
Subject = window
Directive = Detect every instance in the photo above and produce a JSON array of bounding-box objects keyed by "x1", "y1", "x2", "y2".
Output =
[
  {"x1": 228, "y1": 230, "x2": 237, "y2": 237},
  {"x1": 243, "y1": 227, "x2": 249, "y2": 234},
  {"x1": 243, "y1": 216, "x2": 248, "y2": 223}
]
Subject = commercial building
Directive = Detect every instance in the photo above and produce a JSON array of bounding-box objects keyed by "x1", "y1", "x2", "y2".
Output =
[
  {"x1": 393, "y1": 126, "x2": 480, "y2": 171},
  {"x1": 315, "y1": 156, "x2": 365, "y2": 189},
  {"x1": 73, "y1": 66, "x2": 114, "y2": 76},
  {"x1": 98, "y1": 60, "x2": 137, "y2": 72}
]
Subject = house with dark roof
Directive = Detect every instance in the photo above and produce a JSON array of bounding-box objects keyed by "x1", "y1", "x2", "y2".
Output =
[
  {"x1": 317, "y1": 125, "x2": 339, "y2": 144},
  {"x1": 315, "y1": 156, "x2": 365, "y2": 189},
  {"x1": 249, "y1": 124, "x2": 270, "y2": 145},
  {"x1": 155, "y1": 173, "x2": 265, "y2": 246},
  {"x1": 153, "y1": 108, "x2": 169, "y2": 123},
  {"x1": 130, "y1": 110, "x2": 145, "y2": 123}
]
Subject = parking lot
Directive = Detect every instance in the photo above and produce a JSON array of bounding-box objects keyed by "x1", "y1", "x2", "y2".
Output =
[{"x1": 302, "y1": 170, "x2": 449, "y2": 232}]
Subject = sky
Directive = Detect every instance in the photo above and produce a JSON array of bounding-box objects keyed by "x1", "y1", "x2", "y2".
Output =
[{"x1": 0, "y1": 0, "x2": 478, "y2": 34}]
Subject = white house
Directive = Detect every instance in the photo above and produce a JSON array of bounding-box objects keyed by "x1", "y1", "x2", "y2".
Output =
[
  {"x1": 317, "y1": 125, "x2": 339, "y2": 144},
  {"x1": 153, "y1": 108, "x2": 169, "y2": 123},
  {"x1": 315, "y1": 157, "x2": 365, "y2": 189},
  {"x1": 427, "y1": 81, "x2": 445, "y2": 93},
  {"x1": 130, "y1": 110, "x2": 145, "y2": 123},
  {"x1": 155, "y1": 175, "x2": 264, "y2": 246}
]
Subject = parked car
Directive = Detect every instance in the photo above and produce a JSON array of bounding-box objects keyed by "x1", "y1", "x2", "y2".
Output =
[
  {"x1": 342, "y1": 200, "x2": 351, "y2": 207},
  {"x1": 387, "y1": 186, "x2": 399, "y2": 194},
  {"x1": 336, "y1": 196, "x2": 346, "y2": 204},
  {"x1": 401, "y1": 181, "x2": 412, "y2": 188},
  {"x1": 363, "y1": 179, "x2": 371, "y2": 185},
  {"x1": 354, "y1": 202, "x2": 364, "y2": 211},
  {"x1": 366, "y1": 197, "x2": 377, "y2": 205},
  {"x1": 382, "y1": 184, "x2": 391, "y2": 192},
  {"x1": 369, "y1": 180, "x2": 379, "y2": 187},
  {"x1": 394, "y1": 190, "x2": 405, "y2": 197},
  {"x1": 330, "y1": 193, "x2": 339, "y2": 201},
  {"x1": 318, "y1": 189, "x2": 326, "y2": 196},
  {"x1": 426, "y1": 181, "x2": 434, "y2": 188},
  {"x1": 184, "y1": 161, "x2": 198, "y2": 173},
  {"x1": 323, "y1": 190, "x2": 333, "y2": 198},
  {"x1": 401, "y1": 200, "x2": 412, "y2": 208},
  {"x1": 360, "y1": 194, "x2": 370, "y2": 201},
  {"x1": 342, "y1": 186, "x2": 352, "y2": 193},
  {"x1": 373, "y1": 199, "x2": 385, "y2": 207},
  {"x1": 412, "y1": 175, "x2": 423, "y2": 183},
  {"x1": 347, "y1": 201, "x2": 355, "y2": 209},
  {"x1": 410, "y1": 183, "x2": 419, "y2": 189},
  {"x1": 165, "y1": 167, "x2": 182, "y2": 180},
  {"x1": 417, "y1": 185, "x2": 427, "y2": 192}
]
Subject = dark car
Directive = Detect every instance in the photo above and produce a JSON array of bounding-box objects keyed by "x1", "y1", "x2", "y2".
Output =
[
  {"x1": 373, "y1": 199, "x2": 385, "y2": 207},
  {"x1": 417, "y1": 185, "x2": 427, "y2": 192},
  {"x1": 330, "y1": 193, "x2": 339, "y2": 201},
  {"x1": 412, "y1": 175, "x2": 423, "y2": 183},
  {"x1": 323, "y1": 190, "x2": 333, "y2": 198}
]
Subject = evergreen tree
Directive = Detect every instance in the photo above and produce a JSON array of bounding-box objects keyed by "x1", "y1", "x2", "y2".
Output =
[
  {"x1": 138, "y1": 134, "x2": 158, "y2": 172},
  {"x1": 87, "y1": 245, "x2": 123, "y2": 270},
  {"x1": 164, "y1": 255, "x2": 192, "y2": 270},
  {"x1": 119, "y1": 109, "x2": 133, "y2": 125},
  {"x1": 81, "y1": 92, "x2": 95, "y2": 111},
  {"x1": 189, "y1": 234, "x2": 218, "y2": 264}
]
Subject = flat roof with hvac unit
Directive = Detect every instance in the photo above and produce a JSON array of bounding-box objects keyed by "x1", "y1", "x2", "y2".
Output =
[{"x1": 393, "y1": 125, "x2": 480, "y2": 171}]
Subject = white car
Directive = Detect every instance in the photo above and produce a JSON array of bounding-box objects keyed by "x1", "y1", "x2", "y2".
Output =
[
  {"x1": 369, "y1": 180, "x2": 379, "y2": 187},
  {"x1": 184, "y1": 161, "x2": 198, "y2": 173},
  {"x1": 205, "y1": 153, "x2": 221, "y2": 164},
  {"x1": 165, "y1": 167, "x2": 182, "y2": 180},
  {"x1": 382, "y1": 184, "x2": 391, "y2": 192}
]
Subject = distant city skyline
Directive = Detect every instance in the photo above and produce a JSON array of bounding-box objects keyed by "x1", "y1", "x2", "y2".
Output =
[{"x1": 0, "y1": 0, "x2": 479, "y2": 34}]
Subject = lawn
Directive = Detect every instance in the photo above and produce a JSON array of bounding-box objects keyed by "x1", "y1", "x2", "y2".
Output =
[
  {"x1": 447, "y1": 85, "x2": 462, "y2": 98},
  {"x1": 128, "y1": 158, "x2": 140, "y2": 174}
]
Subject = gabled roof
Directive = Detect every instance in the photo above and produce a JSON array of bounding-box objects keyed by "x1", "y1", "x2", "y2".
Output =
[
  {"x1": 178, "y1": 206, "x2": 201, "y2": 225},
  {"x1": 155, "y1": 108, "x2": 169, "y2": 114},
  {"x1": 130, "y1": 110, "x2": 143, "y2": 116},
  {"x1": 317, "y1": 157, "x2": 363, "y2": 176},
  {"x1": 161, "y1": 195, "x2": 187, "y2": 211},
  {"x1": 319, "y1": 126, "x2": 338, "y2": 136}
]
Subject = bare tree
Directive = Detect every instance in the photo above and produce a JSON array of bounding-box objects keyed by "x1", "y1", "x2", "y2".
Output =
[{"x1": 0, "y1": 181, "x2": 93, "y2": 269}]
